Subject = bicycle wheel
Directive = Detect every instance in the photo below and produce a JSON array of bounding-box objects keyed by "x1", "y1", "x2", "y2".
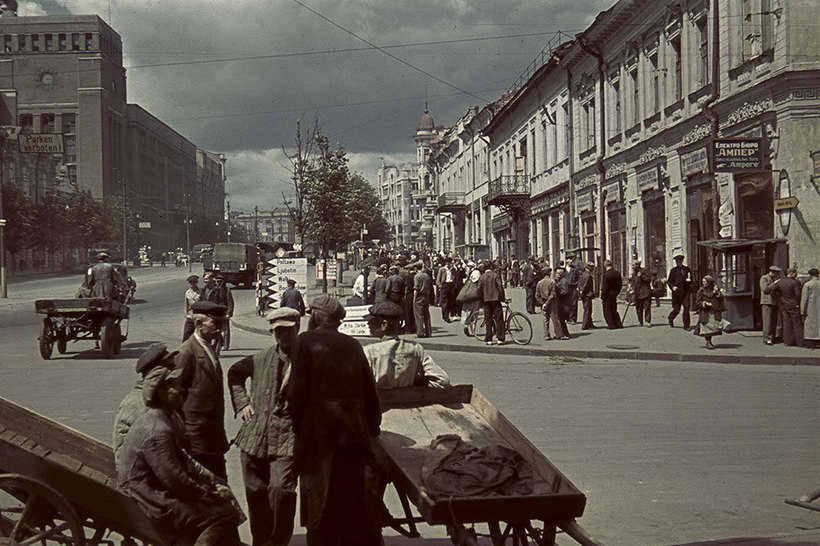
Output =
[
  {"x1": 472, "y1": 310, "x2": 486, "y2": 341},
  {"x1": 508, "y1": 311, "x2": 533, "y2": 345}
]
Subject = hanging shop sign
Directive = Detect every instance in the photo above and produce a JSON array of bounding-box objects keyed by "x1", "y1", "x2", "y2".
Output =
[
  {"x1": 713, "y1": 139, "x2": 763, "y2": 172},
  {"x1": 775, "y1": 169, "x2": 797, "y2": 236},
  {"x1": 680, "y1": 146, "x2": 709, "y2": 177}
]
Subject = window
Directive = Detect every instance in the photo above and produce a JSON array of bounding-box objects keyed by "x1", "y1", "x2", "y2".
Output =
[
  {"x1": 583, "y1": 99, "x2": 596, "y2": 150},
  {"x1": 3, "y1": 35, "x2": 11, "y2": 53},
  {"x1": 530, "y1": 129, "x2": 536, "y2": 174},
  {"x1": 761, "y1": 0, "x2": 773, "y2": 52},
  {"x1": 670, "y1": 35, "x2": 682, "y2": 101},
  {"x1": 19, "y1": 114, "x2": 33, "y2": 129},
  {"x1": 648, "y1": 51, "x2": 659, "y2": 114},
  {"x1": 31, "y1": 34, "x2": 39, "y2": 51},
  {"x1": 72, "y1": 33, "x2": 80, "y2": 50},
  {"x1": 17, "y1": 34, "x2": 25, "y2": 51},
  {"x1": 59, "y1": 33, "x2": 66, "y2": 50},
  {"x1": 62, "y1": 113, "x2": 76, "y2": 133},
  {"x1": 40, "y1": 113, "x2": 55, "y2": 133},
  {"x1": 610, "y1": 77, "x2": 621, "y2": 134},
  {"x1": 550, "y1": 120, "x2": 557, "y2": 165},
  {"x1": 541, "y1": 121, "x2": 548, "y2": 170},
  {"x1": 519, "y1": 139, "x2": 527, "y2": 172},
  {"x1": 629, "y1": 66, "x2": 639, "y2": 125},
  {"x1": 696, "y1": 16, "x2": 709, "y2": 87},
  {"x1": 45, "y1": 34, "x2": 53, "y2": 50},
  {"x1": 85, "y1": 33, "x2": 93, "y2": 50},
  {"x1": 562, "y1": 103, "x2": 570, "y2": 158}
]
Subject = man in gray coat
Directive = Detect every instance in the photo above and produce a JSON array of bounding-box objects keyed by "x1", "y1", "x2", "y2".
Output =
[
  {"x1": 760, "y1": 265, "x2": 782, "y2": 345},
  {"x1": 228, "y1": 307, "x2": 300, "y2": 546},
  {"x1": 479, "y1": 260, "x2": 506, "y2": 345}
]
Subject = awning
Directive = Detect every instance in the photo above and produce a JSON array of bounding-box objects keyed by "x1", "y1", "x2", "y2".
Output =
[{"x1": 696, "y1": 238, "x2": 787, "y2": 251}]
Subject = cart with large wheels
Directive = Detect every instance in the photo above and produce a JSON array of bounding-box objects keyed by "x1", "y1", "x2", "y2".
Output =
[
  {"x1": 34, "y1": 298, "x2": 129, "y2": 359},
  {"x1": 374, "y1": 385, "x2": 601, "y2": 545},
  {"x1": 0, "y1": 395, "x2": 172, "y2": 545}
]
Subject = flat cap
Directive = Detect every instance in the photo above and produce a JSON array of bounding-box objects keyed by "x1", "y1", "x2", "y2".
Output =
[
  {"x1": 266, "y1": 307, "x2": 301, "y2": 329},
  {"x1": 309, "y1": 294, "x2": 345, "y2": 321},
  {"x1": 187, "y1": 274, "x2": 199, "y2": 283},
  {"x1": 673, "y1": 253, "x2": 685, "y2": 260},
  {"x1": 97, "y1": 251, "x2": 109, "y2": 259},
  {"x1": 768, "y1": 265, "x2": 783, "y2": 272},
  {"x1": 364, "y1": 301, "x2": 404, "y2": 321},
  {"x1": 191, "y1": 301, "x2": 228, "y2": 317},
  {"x1": 136, "y1": 343, "x2": 170, "y2": 375}
]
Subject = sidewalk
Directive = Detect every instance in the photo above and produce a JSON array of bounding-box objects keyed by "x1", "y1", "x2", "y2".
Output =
[{"x1": 233, "y1": 272, "x2": 819, "y2": 366}]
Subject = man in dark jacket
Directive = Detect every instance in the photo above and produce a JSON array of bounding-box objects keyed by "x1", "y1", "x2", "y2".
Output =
[
  {"x1": 228, "y1": 307, "x2": 300, "y2": 546},
  {"x1": 770, "y1": 267, "x2": 804, "y2": 346},
  {"x1": 203, "y1": 273, "x2": 235, "y2": 351},
  {"x1": 413, "y1": 262, "x2": 433, "y2": 337},
  {"x1": 287, "y1": 295, "x2": 382, "y2": 546},
  {"x1": 566, "y1": 256, "x2": 581, "y2": 323},
  {"x1": 88, "y1": 251, "x2": 121, "y2": 298},
  {"x1": 386, "y1": 265, "x2": 404, "y2": 306},
  {"x1": 578, "y1": 262, "x2": 596, "y2": 330},
  {"x1": 667, "y1": 253, "x2": 693, "y2": 329},
  {"x1": 629, "y1": 260, "x2": 652, "y2": 327},
  {"x1": 371, "y1": 265, "x2": 390, "y2": 304},
  {"x1": 601, "y1": 259, "x2": 623, "y2": 329},
  {"x1": 479, "y1": 260, "x2": 506, "y2": 345},
  {"x1": 399, "y1": 258, "x2": 416, "y2": 333},
  {"x1": 280, "y1": 278, "x2": 306, "y2": 318},
  {"x1": 521, "y1": 257, "x2": 535, "y2": 314},
  {"x1": 553, "y1": 267, "x2": 572, "y2": 339},
  {"x1": 174, "y1": 301, "x2": 230, "y2": 478},
  {"x1": 117, "y1": 365, "x2": 242, "y2": 546}
]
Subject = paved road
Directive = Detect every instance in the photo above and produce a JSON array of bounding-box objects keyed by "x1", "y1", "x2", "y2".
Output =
[{"x1": 0, "y1": 269, "x2": 817, "y2": 545}]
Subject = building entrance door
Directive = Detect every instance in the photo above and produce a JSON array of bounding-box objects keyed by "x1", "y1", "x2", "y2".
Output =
[
  {"x1": 686, "y1": 180, "x2": 716, "y2": 282},
  {"x1": 608, "y1": 206, "x2": 627, "y2": 276},
  {"x1": 643, "y1": 191, "x2": 667, "y2": 278}
]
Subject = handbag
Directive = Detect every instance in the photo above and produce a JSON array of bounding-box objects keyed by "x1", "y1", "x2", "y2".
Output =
[{"x1": 456, "y1": 279, "x2": 480, "y2": 303}]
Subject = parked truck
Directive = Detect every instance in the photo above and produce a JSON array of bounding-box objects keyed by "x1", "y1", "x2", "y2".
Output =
[{"x1": 211, "y1": 242, "x2": 259, "y2": 287}]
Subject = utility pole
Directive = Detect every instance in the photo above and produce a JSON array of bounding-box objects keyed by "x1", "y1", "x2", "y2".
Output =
[
  {"x1": 0, "y1": 132, "x2": 7, "y2": 298},
  {"x1": 185, "y1": 193, "x2": 192, "y2": 272},
  {"x1": 119, "y1": 168, "x2": 127, "y2": 265},
  {"x1": 226, "y1": 200, "x2": 231, "y2": 242},
  {"x1": 253, "y1": 205, "x2": 259, "y2": 241}
]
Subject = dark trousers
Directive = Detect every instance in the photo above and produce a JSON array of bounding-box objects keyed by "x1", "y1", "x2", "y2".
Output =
[
  {"x1": 413, "y1": 300, "x2": 432, "y2": 337},
  {"x1": 602, "y1": 295, "x2": 622, "y2": 329},
  {"x1": 221, "y1": 319, "x2": 231, "y2": 350},
  {"x1": 762, "y1": 304, "x2": 778, "y2": 342},
  {"x1": 240, "y1": 452, "x2": 297, "y2": 546},
  {"x1": 668, "y1": 290, "x2": 691, "y2": 328},
  {"x1": 781, "y1": 308, "x2": 804, "y2": 346},
  {"x1": 192, "y1": 453, "x2": 227, "y2": 481},
  {"x1": 182, "y1": 317, "x2": 195, "y2": 342},
  {"x1": 524, "y1": 286, "x2": 535, "y2": 314},
  {"x1": 440, "y1": 283, "x2": 453, "y2": 321},
  {"x1": 542, "y1": 301, "x2": 555, "y2": 339},
  {"x1": 635, "y1": 297, "x2": 651, "y2": 325},
  {"x1": 403, "y1": 301, "x2": 415, "y2": 334},
  {"x1": 483, "y1": 301, "x2": 505, "y2": 342},
  {"x1": 305, "y1": 447, "x2": 382, "y2": 546},
  {"x1": 168, "y1": 496, "x2": 241, "y2": 546},
  {"x1": 569, "y1": 290, "x2": 579, "y2": 322},
  {"x1": 581, "y1": 295, "x2": 594, "y2": 329}
]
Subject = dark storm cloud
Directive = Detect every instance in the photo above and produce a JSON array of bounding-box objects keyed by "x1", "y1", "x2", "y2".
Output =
[{"x1": 46, "y1": 0, "x2": 609, "y2": 209}]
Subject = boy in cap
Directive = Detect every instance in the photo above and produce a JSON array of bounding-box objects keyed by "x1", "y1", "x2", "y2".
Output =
[
  {"x1": 182, "y1": 274, "x2": 200, "y2": 341},
  {"x1": 363, "y1": 301, "x2": 449, "y2": 390},
  {"x1": 228, "y1": 307, "x2": 300, "y2": 546},
  {"x1": 112, "y1": 343, "x2": 176, "y2": 463},
  {"x1": 287, "y1": 295, "x2": 382, "y2": 545},
  {"x1": 175, "y1": 301, "x2": 231, "y2": 478}
]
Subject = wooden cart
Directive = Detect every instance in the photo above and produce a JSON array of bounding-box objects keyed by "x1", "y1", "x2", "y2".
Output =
[
  {"x1": 374, "y1": 385, "x2": 601, "y2": 545},
  {"x1": 34, "y1": 298, "x2": 129, "y2": 359},
  {"x1": 0, "y1": 395, "x2": 170, "y2": 545}
]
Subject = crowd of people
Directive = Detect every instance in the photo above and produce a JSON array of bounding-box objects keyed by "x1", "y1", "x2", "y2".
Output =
[{"x1": 115, "y1": 277, "x2": 450, "y2": 545}]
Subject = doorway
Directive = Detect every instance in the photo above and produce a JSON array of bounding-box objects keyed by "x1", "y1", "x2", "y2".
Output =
[{"x1": 643, "y1": 191, "x2": 667, "y2": 278}]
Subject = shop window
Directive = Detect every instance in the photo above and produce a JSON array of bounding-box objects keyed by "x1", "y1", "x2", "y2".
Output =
[
  {"x1": 582, "y1": 215, "x2": 596, "y2": 263},
  {"x1": 736, "y1": 174, "x2": 773, "y2": 239},
  {"x1": 609, "y1": 207, "x2": 628, "y2": 276}
]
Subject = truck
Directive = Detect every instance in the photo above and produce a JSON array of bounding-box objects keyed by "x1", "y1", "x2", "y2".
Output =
[{"x1": 211, "y1": 243, "x2": 259, "y2": 287}]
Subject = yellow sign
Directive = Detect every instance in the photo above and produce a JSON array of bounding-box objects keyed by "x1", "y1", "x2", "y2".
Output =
[
  {"x1": 774, "y1": 196, "x2": 800, "y2": 211},
  {"x1": 18, "y1": 133, "x2": 64, "y2": 153}
]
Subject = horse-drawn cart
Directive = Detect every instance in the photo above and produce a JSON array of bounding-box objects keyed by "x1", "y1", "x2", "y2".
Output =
[
  {"x1": 374, "y1": 385, "x2": 600, "y2": 545},
  {"x1": 35, "y1": 298, "x2": 129, "y2": 359}
]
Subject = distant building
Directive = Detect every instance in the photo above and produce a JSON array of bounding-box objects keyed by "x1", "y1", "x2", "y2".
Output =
[
  {"x1": 0, "y1": 12, "x2": 226, "y2": 259},
  {"x1": 231, "y1": 208, "x2": 295, "y2": 243}
]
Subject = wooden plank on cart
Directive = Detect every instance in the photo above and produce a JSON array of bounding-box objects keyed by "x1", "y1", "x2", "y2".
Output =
[{"x1": 0, "y1": 396, "x2": 115, "y2": 477}]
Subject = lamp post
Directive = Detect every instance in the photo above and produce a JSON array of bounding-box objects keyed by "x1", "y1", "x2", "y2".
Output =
[
  {"x1": 0, "y1": 130, "x2": 7, "y2": 298},
  {"x1": 184, "y1": 193, "x2": 192, "y2": 272}
]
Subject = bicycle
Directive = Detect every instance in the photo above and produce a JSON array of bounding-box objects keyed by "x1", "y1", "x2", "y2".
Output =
[{"x1": 467, "y1": 299, "x2": 533, "y2": 345}]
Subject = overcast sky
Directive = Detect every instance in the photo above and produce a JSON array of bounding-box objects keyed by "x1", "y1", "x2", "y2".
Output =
[{"x1": 20, "y1": 0, "x2": 610, "y2": 211}]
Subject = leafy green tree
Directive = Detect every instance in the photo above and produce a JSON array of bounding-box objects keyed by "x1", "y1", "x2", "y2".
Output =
[{"x1": 0, "y1": 183, "x2": 34, "y2": 271}]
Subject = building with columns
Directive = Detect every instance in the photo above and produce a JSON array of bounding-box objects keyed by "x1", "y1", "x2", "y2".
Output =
[{"x1": 423, "y1": 0, "x2": 818, "y2": 330}]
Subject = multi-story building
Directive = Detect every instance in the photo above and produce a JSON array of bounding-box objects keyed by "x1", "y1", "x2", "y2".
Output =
[
  {"x1": 231, "y1": 208, "x2": 295, "y2": 243},
  {"x1": 426, "y1": 0, "x2": 819, "y2": 329},
  {"x1": 0, "y1": 9, "x2": 226, "y2": 260},
  {"x1": 377, "y1": 107, "x2": 441, "y2": 249}
]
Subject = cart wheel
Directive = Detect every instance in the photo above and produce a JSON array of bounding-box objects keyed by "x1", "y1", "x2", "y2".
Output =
[
  {"x1": 56, "y1": 328, "x2": 68, "y2": 355},
  {"x1": 0, "y1": 473, "x2": 86, "y2": 545},
  {"x1": 38, "y1": 319, "x2": 54, "y2": 360},
  {"x1": 100, "y1": 318, "x2": 116, "y2": 358},
  {"x1": 112, "y1": 323, "x2": 122, "y2": 355}
]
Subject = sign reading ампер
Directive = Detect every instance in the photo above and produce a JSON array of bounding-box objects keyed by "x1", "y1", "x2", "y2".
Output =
[
  {"x1": 18, "y1": 133, "x2": 64, "y2": 153},
  {"x1": 713, "y1": 139, "x2": 763, "y2": 172}
]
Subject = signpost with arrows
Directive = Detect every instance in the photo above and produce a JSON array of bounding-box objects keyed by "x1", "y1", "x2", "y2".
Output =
[{"x1": 259, "y1": 257, "x2": 308, "y2": 312}]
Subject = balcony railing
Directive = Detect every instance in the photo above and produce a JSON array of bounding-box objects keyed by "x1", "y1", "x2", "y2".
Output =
[
  {"x1": 436, "y1": 192, "x2": 467, "y2": 213},
  {"x1": 488, "y1": 175, "x2": 530, "y2": 206}
]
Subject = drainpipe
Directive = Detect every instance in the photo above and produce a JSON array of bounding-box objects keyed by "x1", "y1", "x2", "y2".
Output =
[
  {"x1": 465, "y1": 125, "x2": 475, "y2": 250},
  {"x1": 480, "y1": 134, "x2": 491, "y2": 252},
  {"x1": 578, "y1": 36, "x2": 608, "y2": 271},
  {"x1": 565, "y1": 65, "x2": 576, "y2": 258},
  {"x1": 699, "y1": 0, "x2": 721, "y2": 241}
]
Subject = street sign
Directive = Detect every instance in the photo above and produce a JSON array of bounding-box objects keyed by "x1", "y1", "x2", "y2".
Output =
[
  {"x1": 713, "y1": 139, "x2": 763, "y2": 172},
  {"x1": 18, "y1": 133, "x2": 64, "y2": 153},
  {"x1": 774, "y1": 196, "x2": 799, "y2": 211},
  {"x1": 138, "y1": 221, "x2": 152, "y2": 229}
]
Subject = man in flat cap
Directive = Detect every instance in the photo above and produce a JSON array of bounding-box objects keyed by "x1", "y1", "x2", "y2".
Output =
[
  {"x1": 174, "y1": 301, "x2": 231, "y2": 478},
  {"x1": 182, "y1": 274, "x2": 201, "y2": 342},
  {"x1": 87, "y1": 251, "x2": 122, "y2": 299},
  {"x1": 117, "y1": 365, "x2": 243, "y2": 546},
  {"x1": 112, "y1": 343, "x2": 176, "y2": 464},
  {"x1": 287, "y1": 295, "x2": 382, "y2": 545},
  {"x1": 667, "y1": 253, "x2": 693, "y2": 329},
  {"x1": 228, "y1": 307, "x2": 300, "y2": 546},
  {"x1": 363, "y1": 301, "x2": 449, "y2": 390},
  {"x1": 578, "y1": 262, "x2": 597, "y2": 330},
  {"x1": 760, "y1": 265, "x2": 782, "y2": 345},
  {"x1": 412, "y1": 261, "x2": 434, "y2": 338},
  {"x1": 201, "y1": 273, "x2": 235, "y2": 352}
]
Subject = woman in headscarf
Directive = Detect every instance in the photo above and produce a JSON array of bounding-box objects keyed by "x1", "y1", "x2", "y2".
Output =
[{"x1": 694, "y1": 275, "x2": 725, "y2": 350}]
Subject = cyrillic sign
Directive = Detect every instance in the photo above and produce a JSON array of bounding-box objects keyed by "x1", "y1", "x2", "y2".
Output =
[
  {"x1": 680, "y1": 147, "x2": 709, "y2": 177},
  {"x1": 713, "y1": 139, "x2": 763, "y2": 172}
]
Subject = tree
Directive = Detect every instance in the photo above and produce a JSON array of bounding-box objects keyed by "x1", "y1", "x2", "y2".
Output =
[
  {"x1": 281, "y1": 118, "x2": 319, "y2": 246},
  {"x1": 304, "y1": 134, "x2": 352, "y2": 257},
  {"x1": 0, "y1": 183, "x2": 34, "y2": 271}
]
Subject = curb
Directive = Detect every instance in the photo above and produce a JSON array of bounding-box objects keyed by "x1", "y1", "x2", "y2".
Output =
[{"x1": 230, "y1": 317, "x2": 820, "y2": 366}]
